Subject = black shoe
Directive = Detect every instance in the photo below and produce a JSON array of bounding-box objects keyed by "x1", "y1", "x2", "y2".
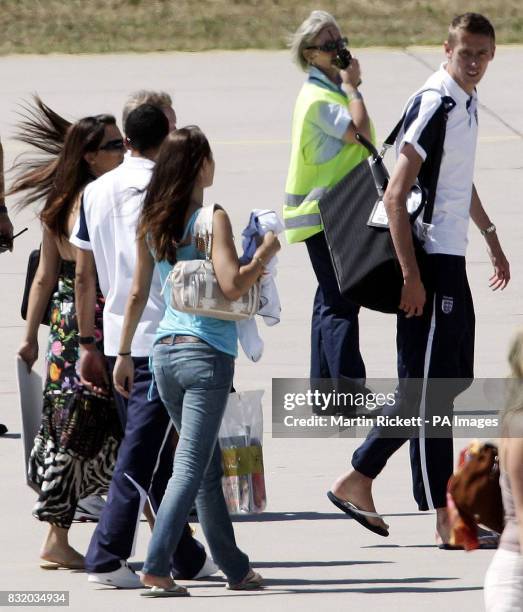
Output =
[{"x1": 0, "y1": 424, "x2": 8, "y2": 436}]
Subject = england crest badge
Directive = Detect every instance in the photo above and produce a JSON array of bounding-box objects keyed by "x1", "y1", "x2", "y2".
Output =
[{"x1": 441, "y1": 296, "x2": 454, "y2": 314}]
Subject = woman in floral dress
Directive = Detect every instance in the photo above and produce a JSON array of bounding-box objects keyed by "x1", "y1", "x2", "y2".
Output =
[{"x1": 12, "y1": 98, "x2": 124, "y2": 569}]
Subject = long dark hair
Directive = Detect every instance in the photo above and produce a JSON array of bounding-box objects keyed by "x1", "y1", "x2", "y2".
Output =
[
  {"x1": 9, "y1": 96, "x2": 116, "y2": 239},
  {"x1": 138, "y1": 126, "x2": 212, "y2": 264}
]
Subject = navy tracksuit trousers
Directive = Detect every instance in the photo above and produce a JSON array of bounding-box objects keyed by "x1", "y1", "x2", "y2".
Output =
[
  {"x1": 305, "y1": 231, "x2": 366, "y2": 380},
  {"x1": 85, "y1": 357, "x2": 205, "y2": 576},
  {"x1": 352, "y1": 255, "x2": 475, "y2": 510}
]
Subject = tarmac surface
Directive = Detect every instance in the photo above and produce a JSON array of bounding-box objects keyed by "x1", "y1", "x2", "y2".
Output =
[{"x1": 0, "y1": 47, "x2": 522, "y2": 611}]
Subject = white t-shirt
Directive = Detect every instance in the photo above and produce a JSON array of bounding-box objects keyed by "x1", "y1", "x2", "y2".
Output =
[
  {"x1": 70, "y1": 156, "x2": 164, "y2": 357},
  {"x1": 397, "y1": 63, "x2": 479, "y2": 256}
]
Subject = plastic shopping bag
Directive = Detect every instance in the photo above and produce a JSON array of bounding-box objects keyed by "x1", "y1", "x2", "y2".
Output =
[{"x1": 219, "y1": 390, "x2": 266, "y2": 514}]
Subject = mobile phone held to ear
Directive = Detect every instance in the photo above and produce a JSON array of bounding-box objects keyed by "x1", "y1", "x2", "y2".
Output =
[{"x1": 335, "y1": 46, "x2": 352, "y2": 70}]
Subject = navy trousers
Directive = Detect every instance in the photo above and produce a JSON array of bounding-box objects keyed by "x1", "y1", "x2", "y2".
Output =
[
  {"x1": 305, "y1": 231, "x2": 366, "y2": 380},
  {"x1": 352, "y1": 255, "x2": 475, "y2": 510},
  {"x1": 85, "y1": 357, "x2": 205, "y2": 576}
]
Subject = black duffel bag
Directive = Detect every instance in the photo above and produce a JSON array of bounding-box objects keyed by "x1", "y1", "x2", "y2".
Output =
[{"x1": 318, "y1": 98, "x2": 449, "y2": 314}]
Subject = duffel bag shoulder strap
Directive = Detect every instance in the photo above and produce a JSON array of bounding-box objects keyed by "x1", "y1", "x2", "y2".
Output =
[
  {"x1": 380, "y1": 88, "x2": 452, "y2": 225},
  {"x1": 421, "y1": 97, "x2": 453, "y2": 225}
]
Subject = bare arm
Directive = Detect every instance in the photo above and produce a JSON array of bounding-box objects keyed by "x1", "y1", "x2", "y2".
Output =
[
  {"x1": 470, "y1": 185, "x2": 510, "y2": 290},
  {"x1": 505, "y1": 436, "x2": 523, "y2": 551},
  {"x1": 18, "y1": 226, "x2": 61, "y2": 371},
  {"x1": 211, "y1": 209, "x2": 280, "y2": 301},
  {"x1": 113, "y1": 236, "x2": 155, "y2": 398},
  {"x1": 383, "y1": 143, "x2": 425, "y2": 317},
  {"x1": 76, "y1": 247, "x2": 110, "y2": 393},
  {"x1": 340, "y1": 58, "x2": 371, "y2": 145},
  {"x1": 76, "y1": 249, "x2": 98, "y2": 339}
]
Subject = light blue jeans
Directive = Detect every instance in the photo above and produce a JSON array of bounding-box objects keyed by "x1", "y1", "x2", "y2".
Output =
[{"x1": 142, "y1": 340, "x2": 250, "y2": 583}]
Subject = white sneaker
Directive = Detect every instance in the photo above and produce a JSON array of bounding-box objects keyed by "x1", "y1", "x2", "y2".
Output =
[
  {"x1": 74, "y1": 495, "x2": 106, "y2": 522},
  {"x1": 88, "y1": 560, "x2": 142, "y2": 589},
  {"x1": 193, "y1": 556, "x2": 219, "y2": 579}
]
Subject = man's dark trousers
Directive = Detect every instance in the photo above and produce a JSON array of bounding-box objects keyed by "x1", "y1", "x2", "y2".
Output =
[
  {"x1": 352, "y1": 254, "x2": 475, "y2": 510},
  {"x1": 305, "y1": 231, "x2": 366, "y2": 380},
  {"x1": 85, "y1": 357, "x2": 205, "y2": 576}
]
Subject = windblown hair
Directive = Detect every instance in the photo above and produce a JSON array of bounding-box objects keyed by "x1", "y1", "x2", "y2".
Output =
[
  {"x1": 138, "y1": 125, "x2": 211, "y2": 265},
  {"x1": 122, "y1": 90, "x2": 173, "y2": 128},
  {"x1": 501, "y1": 329, "x2": 523, "y2": 437},
  {"x1": 448, "y1": 13, "x2": 495, "y2": 45},
  {"x1": 289, "y1": 10, "x2": 339, "y2": 72},
  {"x1": 9, "y1": 97, "x2": 116, "y2": 239}
]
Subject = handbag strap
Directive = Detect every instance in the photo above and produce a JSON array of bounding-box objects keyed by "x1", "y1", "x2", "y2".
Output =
[{"x1": 193, "y1": 204, "x2": 218, "y2": 261}]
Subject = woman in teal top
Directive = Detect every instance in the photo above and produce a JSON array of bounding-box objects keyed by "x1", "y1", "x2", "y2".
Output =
[
  {"x1": 113, "y1": 126, "x2": 280, "y2": 597},
  {"x1": 155, "y1": 208, "x2": 238, "y2": 357}
]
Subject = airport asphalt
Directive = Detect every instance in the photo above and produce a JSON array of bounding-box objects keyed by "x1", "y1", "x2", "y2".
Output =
[{"x1": 1, "y1": 47, "x2": 522, "y2": 611}]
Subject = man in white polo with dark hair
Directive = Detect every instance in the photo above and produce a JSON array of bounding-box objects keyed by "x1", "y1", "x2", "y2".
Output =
[{"x1": 328, "y1": 12, "x2": 510, "y2": 545}]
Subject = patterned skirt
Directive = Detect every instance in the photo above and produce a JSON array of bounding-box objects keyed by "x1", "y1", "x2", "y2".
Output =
[{"x1": 28, "y1": 260, "x2": 122, "y2": 528}]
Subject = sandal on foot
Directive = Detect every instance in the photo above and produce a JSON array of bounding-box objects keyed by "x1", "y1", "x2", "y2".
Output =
[
  {"x1": 40, "y1": 560, "x2": 85, "y2": 570},
  {"x1": 327, "y1": 490, "x2": 389, "y2": 537},
  {"x1": 140, "y1": 584, "x2": 189, "y2": 597},
  {"x1": 226, "y1": 569, "x2": 263, "y2": 591}
]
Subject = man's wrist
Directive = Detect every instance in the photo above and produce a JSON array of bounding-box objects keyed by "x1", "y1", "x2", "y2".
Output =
[
  {"x1": 480, "y1": 223, "x2": 496, "y2": 237},
  {"x1": 78, "y1": 335, "x2": 96, "y2": 346}
]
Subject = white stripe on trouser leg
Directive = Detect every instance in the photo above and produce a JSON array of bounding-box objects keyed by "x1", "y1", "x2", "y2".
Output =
[
  {"x1": 124, "y1": 473, "x2": 148, "y2": 558},
  {"x1": 147, "y1": 421, "x2": 174, "y2": 521},
  {"x1": 124, "y1": 422, "x2": 173, "y2": 557},
  {"x1": 419, "y1": 295, "x2": 437, "y2": 510}
]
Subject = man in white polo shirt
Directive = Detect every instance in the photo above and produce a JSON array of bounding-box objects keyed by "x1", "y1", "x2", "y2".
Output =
[
  {"x1": 72, "y1": 104, "x2": 213, "y2": 587},
  {"x1": 327, "y1": 13, "x2": 510, "y2": 544}
]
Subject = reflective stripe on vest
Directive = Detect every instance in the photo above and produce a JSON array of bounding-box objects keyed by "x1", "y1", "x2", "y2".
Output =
[
  {"x1": 284, "y1": 213, "x2": 322, "y2": 229},
  {"x1": 284, "y1": 187, "x2": 328, "y2": 207},
  {"x1": 283, "y1": 81, "x2": 373, "y2": 244}
]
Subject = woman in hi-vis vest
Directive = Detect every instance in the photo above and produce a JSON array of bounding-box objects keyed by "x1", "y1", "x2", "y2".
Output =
[{"x1": 283, "y1": 10, "x2": 374, "y2": 381}]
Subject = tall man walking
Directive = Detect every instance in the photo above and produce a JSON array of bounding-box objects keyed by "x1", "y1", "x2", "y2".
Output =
[{"x1": 328, "y1": 13, "x2": 510, "y2": 543}]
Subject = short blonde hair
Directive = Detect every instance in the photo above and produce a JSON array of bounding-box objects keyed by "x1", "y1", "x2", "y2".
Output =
[
  {"x1": 289, "y1": 10, "x2": 340, "y2": 72},
  {"x1": 122, "y1": 90, "x2": 173, "y2": 128}
]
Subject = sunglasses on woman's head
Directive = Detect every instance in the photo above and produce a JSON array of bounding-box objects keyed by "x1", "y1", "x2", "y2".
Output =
[
  {"x1": 98, "y1": 139, "x2": 125, "y2": 152},
  {"x1": 306, "y1": 37, "x2": 348, "y2": 53}
]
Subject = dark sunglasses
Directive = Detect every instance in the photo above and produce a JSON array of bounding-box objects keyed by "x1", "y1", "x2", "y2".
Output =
[
  {"x1": 98, "y1": 138, "x2": 125, "y2": 152},
  {"x1": 306, "y1": 37, "x2": 348, "y2": 53}
]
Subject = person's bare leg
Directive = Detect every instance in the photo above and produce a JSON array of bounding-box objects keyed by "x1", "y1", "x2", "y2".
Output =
[
  {"x1": 40, "y1": 524, "x2": 85, "y2": 567},
  {"x1": 143, "y1": 500, "x2": 155, "y2": 530},
  {"x1": 330, "y1": 469, "x2": 389, "y2": 531},
  {"x1": 435, "y1": 507, "x2": 451, "y2": 543}
]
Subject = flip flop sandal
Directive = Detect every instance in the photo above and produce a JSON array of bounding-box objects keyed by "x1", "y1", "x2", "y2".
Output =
[
  {"x1": 140, "y1": 584, "x2": 189, "y2": 597},
  {"x1": 226, "y1": 570, "x2": 263, "y2": 590},
  {"x1": 40, "y1": 560, "x2": 85, "y2": 570},
  {"x1": 437, "y1": 529, "x2": 499, "y2": 550},
  {"x1": 327, "y1": 491, "x2": 389, "y2": 537}
]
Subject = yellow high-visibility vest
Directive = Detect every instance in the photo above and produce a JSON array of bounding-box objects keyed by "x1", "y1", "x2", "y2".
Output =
[{"x1": 283, "y1": 82, "x2": 372, "y2": 244}]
